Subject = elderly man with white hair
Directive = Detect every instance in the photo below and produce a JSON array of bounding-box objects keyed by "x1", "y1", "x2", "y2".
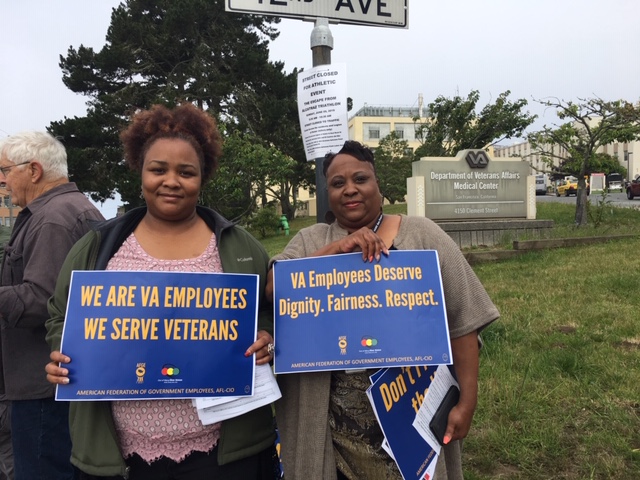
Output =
[{"x1": 0, "y1": 132, "x2": 104, "y2": 480}]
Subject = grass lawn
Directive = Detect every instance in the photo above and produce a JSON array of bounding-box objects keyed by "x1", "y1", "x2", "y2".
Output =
[
  {"x1": 469, "y1": 238, "x2": 640, "y2": 479},
  {"x1": 256, "y1": 202, "x2": 640, "y2": 479}
]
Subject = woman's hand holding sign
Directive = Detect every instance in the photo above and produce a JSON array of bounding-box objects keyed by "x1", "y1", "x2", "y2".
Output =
[
  {"x1": 47, "y1": 329, "x2": 275, "y2": 386},
  {"x1": 245, "y1": 329, "x2": 275, "y2": 366},
  {"x1": 45, "y1": 351, "x2": 70, "y2": 385}
]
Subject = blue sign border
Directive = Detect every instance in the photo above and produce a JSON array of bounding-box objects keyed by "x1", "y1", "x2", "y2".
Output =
[
  {"x1": 57, "y1": 270, "x2": 259, "y2": 401},
  {"x1": 273, "y1": 251, "x2": 452, "y2": 374}
]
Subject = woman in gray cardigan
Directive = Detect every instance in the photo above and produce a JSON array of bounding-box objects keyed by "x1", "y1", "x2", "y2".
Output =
[{"x1": 267, "y1": 141, "x2": 499, "y2": 480}]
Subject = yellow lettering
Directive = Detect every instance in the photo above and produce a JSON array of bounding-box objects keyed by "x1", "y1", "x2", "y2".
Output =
[
  {"x1": 111, "y1": 318, "x2": 121, "y2": 339},
  {"x1": 81, "y1": 285, "x2": 103, "y2": 306},
  {"x1": 84, "y1": 318, "x2": 107, "y2": 340},
  {"x1": 291, "y1": 272, "x2": 306, "y2": 288},
  {"x1": 208, "y1": 320, "x2": 218, "y2": 340},
  {"x1": 378, "y1": 373, "x2": 408, "y2": 412},
  {"x1": 141, "y1": 286, "x2": 159, "y2": 307}
]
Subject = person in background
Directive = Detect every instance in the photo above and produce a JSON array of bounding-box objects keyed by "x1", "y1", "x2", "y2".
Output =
[
  {"x1": 0, "y1": 398, "x2": 11, "y2": 480},
  {"x1": 266, "y1": 140, "x2": 499, "y2": 480},
  {"x1": 45, "y1": 103, "x2": 277, "y2": 479},
  {"x1": 0, "y1": 225, "x2": 12, "y2": 480},
  {"x1": 0, "y1": 132, "x2": 104, "y2": 479}
]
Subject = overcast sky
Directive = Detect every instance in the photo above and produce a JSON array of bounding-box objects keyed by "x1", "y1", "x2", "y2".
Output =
[{"x1": 1, "y1": 0, "x2": 639, "y2": 215}]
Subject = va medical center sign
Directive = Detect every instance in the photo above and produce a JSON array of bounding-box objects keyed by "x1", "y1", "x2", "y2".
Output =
[
  {"x1": 410, "y1": 150, "x2": 531, "y2": 220},
  {"x1": 226, "y1": 0, "x2": 408, "y2": 28}
]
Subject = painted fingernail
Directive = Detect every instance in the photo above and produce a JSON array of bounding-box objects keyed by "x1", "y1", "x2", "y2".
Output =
[
  {"x1": 369, "y1": 256, "x2": 374, "y2": 262},
  {"x1": 443, "y1": 435, "x2": 451, "y2": 445}
]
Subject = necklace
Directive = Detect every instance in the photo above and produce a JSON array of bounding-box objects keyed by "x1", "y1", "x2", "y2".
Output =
[{"x1": 372, "y1": 212, "x2": 384, "y2": 233}]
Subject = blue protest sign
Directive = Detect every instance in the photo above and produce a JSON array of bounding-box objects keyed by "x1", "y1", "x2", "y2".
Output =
[
  {"x1": 56, "y1": 271, "x2": 258, "y2": 401},
  {"x1": 273, "y1": 251, "x2": 452, "y2": 374},
  {"x1": 367, "y1": 366, "x2": 441, "y2": 479}
]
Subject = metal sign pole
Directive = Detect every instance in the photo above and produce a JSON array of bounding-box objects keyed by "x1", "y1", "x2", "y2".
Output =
[{"x1": 311, "y1": 18, "x2": 333, "y2": 224}]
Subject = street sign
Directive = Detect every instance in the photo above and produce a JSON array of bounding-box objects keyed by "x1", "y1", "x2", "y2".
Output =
[{"x1": 226, "y1": 0, "x2": 408, "y2": 28}]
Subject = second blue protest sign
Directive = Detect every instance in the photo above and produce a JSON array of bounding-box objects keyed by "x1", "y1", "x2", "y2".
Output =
[{"x1": 273, "y1": 250, "x2": 452, "y2": 374}]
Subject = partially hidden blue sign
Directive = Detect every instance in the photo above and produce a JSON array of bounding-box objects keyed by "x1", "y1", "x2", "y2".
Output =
[
  {"x1": 367, "y1": 366, "x2": 442, "y2": 479},
  {"x1": 273, "y1": 251, "x2": 452, "y2": 374},
  {"x1": 57, "y1": 271, "x2": 259, "y2": 401}
]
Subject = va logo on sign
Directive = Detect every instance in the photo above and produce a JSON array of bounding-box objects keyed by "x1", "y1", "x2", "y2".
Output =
[{"x1": 465, "y1": 150, "x2": 490, "y2": 169}]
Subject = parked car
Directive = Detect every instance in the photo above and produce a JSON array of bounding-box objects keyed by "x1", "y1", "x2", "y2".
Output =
[
  {"x1": 535, "y1": 174, "x2": 547, "y2": 195},
  {"x1": 606, "y1": 173, "x2": 624, "y2": 192},
  {"x1": 556, "y1": 177, "x2": 579, "y2": 196},
  {"x1": 626, "y1": 175, "x2": 640, "y2": 199}
]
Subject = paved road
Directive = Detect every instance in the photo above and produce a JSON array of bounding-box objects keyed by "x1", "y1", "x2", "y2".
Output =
[{"x1": 536, "y1": 191, "x2": 640, "y2": 209}]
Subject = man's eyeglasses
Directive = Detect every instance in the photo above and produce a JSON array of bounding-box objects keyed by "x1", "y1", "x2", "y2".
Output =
[{"x1": 0, "y1": 162, "x2": 31, "y2": 176}]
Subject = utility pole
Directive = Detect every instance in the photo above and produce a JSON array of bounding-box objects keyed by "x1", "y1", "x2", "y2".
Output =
[{"x1": 311, "y1": 18, "x2": 333, "y2": 224}]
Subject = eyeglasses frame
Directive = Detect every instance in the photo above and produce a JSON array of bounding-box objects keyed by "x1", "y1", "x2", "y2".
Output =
[{"x1": 0, "y1": 162, "x2": 32, "y2": 176}]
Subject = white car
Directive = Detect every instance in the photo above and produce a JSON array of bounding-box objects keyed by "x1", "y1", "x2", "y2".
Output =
[
  {"x1": 535, "y1": 174, "x2": 547, "y2": 195},
  {"x1": 606, "y1": 173, "x2": 624, "y2": 192}
]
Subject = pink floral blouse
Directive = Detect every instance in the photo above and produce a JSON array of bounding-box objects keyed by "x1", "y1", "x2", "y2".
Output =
[{"x1": 107, "y1": 233, "x2": 222, "y2": 463}]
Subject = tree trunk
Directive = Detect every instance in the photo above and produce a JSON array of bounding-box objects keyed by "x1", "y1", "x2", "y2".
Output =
[
  {"x1": 280, "y1": 191, "x2": 294, "y2": 220},
  {"x1": 574, "y1": 178, "x2": 589, "y2": 226}
]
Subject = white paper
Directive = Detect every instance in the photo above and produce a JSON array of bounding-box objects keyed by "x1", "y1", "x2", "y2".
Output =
[
  {"x1": 412, "y1": 365, "x2": 460, "y2": 453},
  {"x1": 195, "y1": 364, "x2": 281, "y2": 425},
  {"x1": 297, "y1": 63, "x2": 349, "y2": 161}
]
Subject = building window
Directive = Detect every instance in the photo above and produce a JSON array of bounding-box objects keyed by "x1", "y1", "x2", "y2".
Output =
[
  {"x1": 3, "y1": 197, "x2": 9, "y2": 207},
  {"x1": 395, "y1": 129, "x2": 404, "y2": 139},
  {"x1": 364, "y1": 122, "x2": 390, "y2": 141}
]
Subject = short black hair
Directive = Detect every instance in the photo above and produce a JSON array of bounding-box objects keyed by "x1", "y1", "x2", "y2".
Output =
[{"x1": 323, "y1": 140, "x2": 375, "y2": 177}]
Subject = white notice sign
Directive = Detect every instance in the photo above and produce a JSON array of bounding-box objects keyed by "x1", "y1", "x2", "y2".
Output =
[{"x1": 297, "y1": 63, "x2": 349, "y2": 162}]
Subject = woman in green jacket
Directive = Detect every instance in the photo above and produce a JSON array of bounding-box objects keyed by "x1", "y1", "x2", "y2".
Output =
[{"x1": 45, "y1": 104, "x2": 277, "y2": 479}]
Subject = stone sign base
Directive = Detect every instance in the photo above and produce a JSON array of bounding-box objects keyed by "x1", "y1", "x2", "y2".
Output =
[{"x1": 436, "y1": 219, "x2": 554, "y2": 249}]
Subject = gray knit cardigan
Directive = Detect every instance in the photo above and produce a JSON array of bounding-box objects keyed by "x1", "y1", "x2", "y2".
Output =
[{"x1": 272, "y1": 215, "x2": 499, "y2": 480}]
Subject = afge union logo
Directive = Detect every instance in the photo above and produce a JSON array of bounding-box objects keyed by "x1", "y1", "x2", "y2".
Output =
[
  {"x1": 338, "y1": 336, "x2": 347, "y2": 355},
  {"x1": 135, "y1": 363, "x2": 146, "y2": 384}
]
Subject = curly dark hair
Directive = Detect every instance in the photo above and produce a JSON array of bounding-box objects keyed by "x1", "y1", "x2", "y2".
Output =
[
  {"x1": 322, "y1": 140, "x2": 375, "y2": 177},
  {"x1": 120, "y1": 103, "x2": 222, "y2": 183}
]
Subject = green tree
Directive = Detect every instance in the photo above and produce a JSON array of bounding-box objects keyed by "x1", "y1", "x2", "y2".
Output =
[
  {"x1": 590, "y1": 153, "x2": 627, "y2": 178},
  {"x1": 246, "y1": 206, "x2": 281, "y2": 239},
  {"x1": 413, "y1": 90, "x2": 536, "y2": 158},
  {"x1": 48, "y1": 0, "x2": 285, "y2": 211},
  {"x1": 203, "y1": 130, "x2": 302, "y2": 223},
  {"x1": 528, "y1": 97, "x2": 640, "y2": 226},
  {"x1": 227, "y1": 62, "x2": 314, "y2": 219},
  {"x1": 375, "y1": 132, "x2": 413, "y2": 204}
]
